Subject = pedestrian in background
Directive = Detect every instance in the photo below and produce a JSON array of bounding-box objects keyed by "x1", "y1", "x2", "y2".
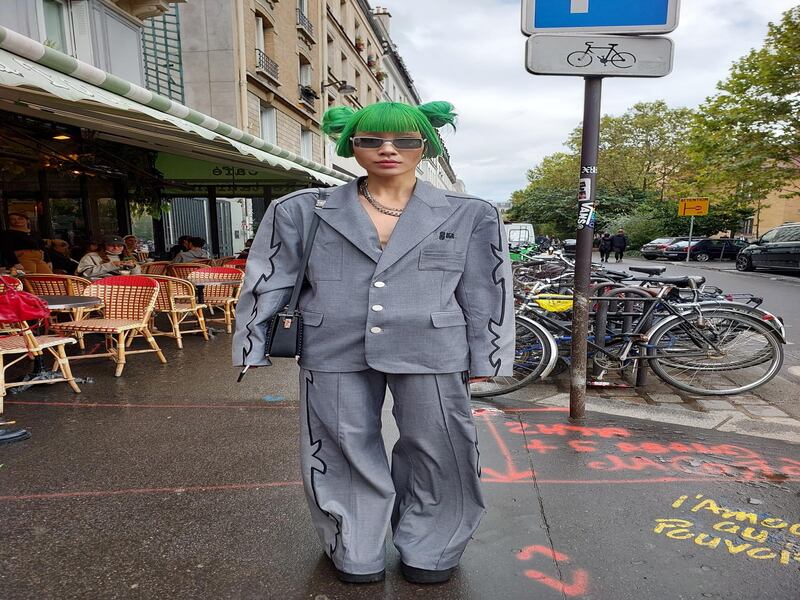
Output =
[
  {"x1": 234, "y1": 101, "x2": 514, "y2": 586},
  {"x1": 599, "y1": 232, "x2": 612, "y2": 262},
  {"x1": 611, "y1": 228, "x2": 629, "y2": 263}
]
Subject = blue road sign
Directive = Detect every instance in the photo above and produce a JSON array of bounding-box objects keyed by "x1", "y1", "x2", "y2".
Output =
[{"x1": 522, "y1": 0, "x2": 680, "y2": 36}]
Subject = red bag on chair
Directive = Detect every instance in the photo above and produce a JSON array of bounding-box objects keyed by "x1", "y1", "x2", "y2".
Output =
[{"x1": 0, "y1": 276, "x2": 50, "y2": 324}]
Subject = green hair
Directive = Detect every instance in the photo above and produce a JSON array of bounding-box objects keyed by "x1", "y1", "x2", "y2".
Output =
[{"x1": 321, "y1": 101, "x2": 456, "y2": 159}]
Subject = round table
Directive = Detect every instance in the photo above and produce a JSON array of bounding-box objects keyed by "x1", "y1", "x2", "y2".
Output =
[
  {"x1": 188, "y1": 280, "x2": 241, "y2": 304},
  {"x1": 40, "y1": 295, "x2": 103, "y2": 310}
]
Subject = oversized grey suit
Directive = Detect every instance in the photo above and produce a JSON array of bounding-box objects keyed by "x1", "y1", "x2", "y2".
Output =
[{"x1": 233, "y1": 178, "x2": 514, "y2": 574}]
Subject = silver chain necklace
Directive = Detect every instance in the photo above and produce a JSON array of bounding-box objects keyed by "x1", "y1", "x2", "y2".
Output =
[{"x1": 359, "y1": 178, "x2": 404, "y2": 217}]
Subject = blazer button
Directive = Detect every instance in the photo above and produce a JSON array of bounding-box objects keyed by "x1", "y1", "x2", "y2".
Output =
[
  {"x1": 370, "y1": 326, "x2": 382, "y2": 334},
  {"x1": 371, "y1": 305, "x2": 384, "y2": 311},
  {"x1": 373, "y1": 281, "x2": 385, "y2": 288}
]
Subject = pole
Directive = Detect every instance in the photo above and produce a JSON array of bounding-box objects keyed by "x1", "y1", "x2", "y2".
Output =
[
  {"x1": 570, "y1": 76, "x2": 602, "y2": 420},
  {"x1": 685, "y1": 215, "x2": 694, "y2": 263}
]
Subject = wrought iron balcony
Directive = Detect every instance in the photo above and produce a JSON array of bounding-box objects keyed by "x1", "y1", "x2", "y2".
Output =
[
  {"x1": 255, "y1": 49, "x2": 279, "y2": 80},
  {"x1": 296, "y1": 8, "x2": 314, "y2": 37}
]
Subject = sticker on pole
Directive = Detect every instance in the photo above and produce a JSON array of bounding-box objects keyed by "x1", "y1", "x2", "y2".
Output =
[
  {"x1": 526, "y1": 34, "x2": 674, "y2": 78},
  {"x1": 678, "y1": 198, "x2": 709, "y2": 216},
  {"x1": 577, "y1": 178, "x2": 595, "y2": 229}
]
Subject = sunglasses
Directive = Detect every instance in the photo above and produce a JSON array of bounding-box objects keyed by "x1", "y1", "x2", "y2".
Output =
[{"x1": 351, "y1": 136, "x2": 426, "y2": 150}]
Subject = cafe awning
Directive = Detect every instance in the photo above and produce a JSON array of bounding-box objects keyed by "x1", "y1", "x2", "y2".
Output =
[{"x1": 0, "y1": 26, "x2": 350, "y2": 187}]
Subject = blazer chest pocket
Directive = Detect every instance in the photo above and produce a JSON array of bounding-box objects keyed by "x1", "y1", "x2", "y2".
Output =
[
  {"x1": 308, "y1": 240, "x2": 343, "y2": 281},
  {"x1": 418, "y1": 246, "x2": 465, "y2": 272}
]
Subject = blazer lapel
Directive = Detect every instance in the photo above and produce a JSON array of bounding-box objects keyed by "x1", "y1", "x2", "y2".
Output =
[
  {"x1": 314, "y1": 180, "x2": 383, "y2": 263},
  {"x1": 374, "y1": 181, "x2": 457, "y2": 277}
]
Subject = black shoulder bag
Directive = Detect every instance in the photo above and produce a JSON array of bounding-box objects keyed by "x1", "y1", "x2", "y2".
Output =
[{"x1": 265, "y1": 190, "x2": 324, "y2": 359}]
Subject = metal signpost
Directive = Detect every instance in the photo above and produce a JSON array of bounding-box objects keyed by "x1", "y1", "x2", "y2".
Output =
[
  {"x1": 679, "y1": 197, "x2": 709, "y2": 263},
  {"x1": 521, "y1": 0, "x2": 680, "y2": 419}
]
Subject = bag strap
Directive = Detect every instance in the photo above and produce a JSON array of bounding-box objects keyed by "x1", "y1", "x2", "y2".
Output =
[{"x1": 284, "y1": 188, "x2": 325, "y2": 313}]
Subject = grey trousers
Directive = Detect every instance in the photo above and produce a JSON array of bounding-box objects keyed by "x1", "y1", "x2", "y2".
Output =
[{"x1": 299, "y1": 368, "x2": 484, "y2": 575}]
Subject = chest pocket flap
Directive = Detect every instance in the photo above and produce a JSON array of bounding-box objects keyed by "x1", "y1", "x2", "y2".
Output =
[{"x1": 418, "y1": 245, "x2": 465, "y2": 272}]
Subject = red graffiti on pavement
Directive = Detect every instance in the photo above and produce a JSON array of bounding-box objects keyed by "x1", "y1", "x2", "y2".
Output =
[
  {"x1": 478, "y1": 413, "x2": 534, "y2": 482},
  {"x1": 517, "y1": 545, "x2": 589, "y2": 597}
]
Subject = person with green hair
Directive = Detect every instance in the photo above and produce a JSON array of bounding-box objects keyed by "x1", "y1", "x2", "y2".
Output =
[{"x1": 234, "y1": 101, "x2": 514, "y2": 585}]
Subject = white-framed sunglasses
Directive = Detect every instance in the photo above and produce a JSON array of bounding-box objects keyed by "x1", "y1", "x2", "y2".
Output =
[{"x1": 350, "y1": 136, "x2": 427, "y2": 150}]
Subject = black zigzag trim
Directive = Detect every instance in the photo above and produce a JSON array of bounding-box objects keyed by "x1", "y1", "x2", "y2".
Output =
[
  {"x1": 485, "y1": 207, "x2": 507, "y2": 377},
  {"x1": 304, "y1": 371, "x2": 342, "y2": 556}
]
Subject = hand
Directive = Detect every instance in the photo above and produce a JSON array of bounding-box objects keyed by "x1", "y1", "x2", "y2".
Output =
[{"x1": 468, "y1": 376, "x2": 490, "y2": 384}]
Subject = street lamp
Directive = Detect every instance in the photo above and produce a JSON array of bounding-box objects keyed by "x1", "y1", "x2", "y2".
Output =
[{"x1": 321, "y1": 77, "x2": 357, "y2": 95}]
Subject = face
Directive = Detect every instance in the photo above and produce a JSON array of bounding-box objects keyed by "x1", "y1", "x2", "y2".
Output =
[
  {"x1": 351, "y1": 131, "x2": 425, "y2": 179},
  {"x1": 52, "y1": 241, "x2": 69, "y2": 255},
  {"x1": 9, "y1": 214, "x2": 29, "y2": 230},
  {"x1": 125, "y1": 237, "x2": 137, "y2": 250},
  {"x1": 106, "y1": 243, "x2": 124, "y2": 254}
]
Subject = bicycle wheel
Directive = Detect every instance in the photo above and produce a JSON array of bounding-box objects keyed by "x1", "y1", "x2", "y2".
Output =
[
  {"x1": 567, "y1": 51, "x2": 592, "y2": 67},
  {"x1": 648, "y1": 309, "x2": 783, "y2": 395},
  {"x1": 470, "y1": 316, "x2": 555, "y2": 397},
  {"x1": 610, "y1": 52, "x2": 636, "y2": 68}
]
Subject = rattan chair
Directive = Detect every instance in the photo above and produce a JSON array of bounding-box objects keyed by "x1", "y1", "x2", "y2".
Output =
[
  {"x1": 221, "y1": 258, "x2": 247, "y2": 270},
  {"x1": 21, "y1": 274, "x2": 97, "y2": 348},
  {"x1": 0, "y1": 323, "x2": 80, "y2": 412},
  {"x1": 52, "y1": 276, "x2": 166, "y2": 377},
  {"x1": 168, "y1": 262, "x2": 207, "y2": 280},
  {"x1": 0, "y1": 276, "x2": 22, "y2": 292},
  {"x1": 144, "y1": 275, "x2": 209, "y2": 348},
  {"x1": 212, "y1": 256, "x2": 235, "y2": 267},
  {"x1": 187, "y1": 267, "x2": 244, "y2": 334},
  {"x1": 140, "y1": 261, "x2": 170, "y2": 275}
]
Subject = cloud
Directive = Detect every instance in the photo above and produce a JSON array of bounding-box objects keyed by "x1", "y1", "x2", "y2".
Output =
[{"x1": 379, "y1": 0, "x2": 797, "y2": 202}]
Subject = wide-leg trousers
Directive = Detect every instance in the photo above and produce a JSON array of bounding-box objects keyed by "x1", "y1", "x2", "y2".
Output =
[{"x1": 299, "y1": 368, "x2": 484, "y2": 575}]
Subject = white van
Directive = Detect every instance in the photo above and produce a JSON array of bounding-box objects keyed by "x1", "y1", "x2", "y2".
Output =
[{"x1": 504, "y1": 223, "x2": 535, "y2": 246}]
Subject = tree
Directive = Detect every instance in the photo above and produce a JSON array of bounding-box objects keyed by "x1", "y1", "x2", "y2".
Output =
[{"x1": 690, "y1": 7, "x2": 800, "y2": 201}]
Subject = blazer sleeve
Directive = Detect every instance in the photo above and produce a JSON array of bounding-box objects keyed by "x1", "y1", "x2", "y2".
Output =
[
  {"x1": 232, "y1": 199, "x2": 303, "y2": 367},
  {"x1": 455, "y1": 204, "x2": 515, "y2": 377}
]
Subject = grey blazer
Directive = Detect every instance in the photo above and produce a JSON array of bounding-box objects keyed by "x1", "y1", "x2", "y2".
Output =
[{"x1": 232, "y1": 179, "x2": 514, "y2": 377}]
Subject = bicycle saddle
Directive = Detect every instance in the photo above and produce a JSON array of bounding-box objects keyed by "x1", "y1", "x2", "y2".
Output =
[
  {"x1": 634, "y1": 275, "x2": 706, "y2": 288},
  {"x1": 602, "y1": 269, "x2": 629, "y2": 278},
  {"x1": 629, "y1": 266, "x2": 667, "y2": 275}
]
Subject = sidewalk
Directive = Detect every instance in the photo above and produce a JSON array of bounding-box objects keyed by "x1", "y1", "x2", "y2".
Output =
[{"x1": 0, "y1": 334, "x2": 798, "y2": 599}]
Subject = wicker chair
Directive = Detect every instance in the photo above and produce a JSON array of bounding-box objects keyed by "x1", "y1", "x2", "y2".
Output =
[
  {"x1": 144, "y1": 275, "x2": 209, "y2": 348},
  {"x1": 221, "y1": 258, "x2": 247, "y2": 270},
  {"x1": 52, "y1": 276, "x2": 166, "y2": 377},
  {"x1": 21, "y1": 274, "x2": 97, "y2": 348},
  {"x1": 0, "y1": 323, "x2": 80, "y2": 412},
  {"x1": 0, "y1": 276, "x2": 22, "y2": 292},
  {"x1": 141, "y1": 261, "x2": 171, "y2": 275},
  {"x1": 168, "y1": 263, "x2": 207, "y2": 280},
  {"x1": 212, "y1": 256, "x2": 235, "y2": 267},
  {"x1": 187, "y1": 267, "x2": 244, "y2": 334}
]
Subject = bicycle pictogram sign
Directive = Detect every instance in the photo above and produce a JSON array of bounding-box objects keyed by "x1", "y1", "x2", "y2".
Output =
[{"x1": 567, "y1": 42, "x2": 636, "y2": 68}]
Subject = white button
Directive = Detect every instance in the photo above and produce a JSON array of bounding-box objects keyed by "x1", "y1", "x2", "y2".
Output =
[
  {"x1": 370, "y1": 326, "x2": 382, "y2": 334},
  {"x1": 371, "y1": 305, "x2": 384, "y2": 312},
  {"x1": 373, "y1": 281, "x2": 385, "y2": 288}
]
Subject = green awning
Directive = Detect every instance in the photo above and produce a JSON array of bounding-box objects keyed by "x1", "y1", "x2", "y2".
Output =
[{"x1": 0, "y1": 28, "x2": 349, "y2": 187}]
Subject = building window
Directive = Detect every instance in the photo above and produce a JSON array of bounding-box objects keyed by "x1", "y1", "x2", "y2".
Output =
[
  {"x1": 255, "y1": 16, "x2": 279, "y2": 80},
  {"x1": 260, "y1": 105, "x2": 277, "y2": 145},
  {"x1": 299, "y1": 57, "x2": 312, "y2": 87},
  {"x1": 40, "y1": 0, "x2": 70, "y2": 54},
  {"x1": 741, "y1": 218, "x2": 754, "y2": 236},
  {"x1": 340, "y1": 52, "x2": 347, "y2": 81},
  {"x1": 301, "y1": 128, "x2": 313, "y2": 159},
  {"x1": 298, "y1": 0, "x2": 308, "y2": 15}
]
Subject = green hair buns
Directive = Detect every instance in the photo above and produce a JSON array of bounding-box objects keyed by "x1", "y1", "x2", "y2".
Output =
[{"x1": 321, "y1": 101, "x2": 456, "y2": 158}]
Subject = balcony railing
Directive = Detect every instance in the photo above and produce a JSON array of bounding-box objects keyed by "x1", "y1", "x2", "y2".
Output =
[
  {"x1": 296, "y1": 8, "x2": 314, "y2": 37},
  {"x1": 255, "y1": 49, "x2": 279, "y2": 80}
]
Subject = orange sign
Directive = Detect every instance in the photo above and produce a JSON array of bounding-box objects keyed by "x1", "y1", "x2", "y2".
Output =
[{"x1": 678, "y1": 198, "x2": 709, "y2": 216}]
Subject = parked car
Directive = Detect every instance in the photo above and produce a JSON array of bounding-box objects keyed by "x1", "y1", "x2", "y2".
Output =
[
  {"x1": 736, "y1": 222, "x2": 800, "y2": 272},
  {"x1": 663, "y1": 238, "x2": 747, "y2": 262},
  {"x1": 639, "y1": 237, "x2": 690, "y2": 260}
]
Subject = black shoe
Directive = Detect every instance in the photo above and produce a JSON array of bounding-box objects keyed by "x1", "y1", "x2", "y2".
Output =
[
  {"x1": 0, "y1": 428, "x2": 31, "y2": 445},
  {"x1": 335, "y1": 568, "x2": 385, "y2": 584},
  {"x1": 400, "y1": 562, "x2": 455, "y2": 584}
]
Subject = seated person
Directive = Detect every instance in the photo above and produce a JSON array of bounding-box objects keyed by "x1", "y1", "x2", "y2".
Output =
[
  {"x1": 77, "y1": 235, "x2": 141, "y2": 279},
  {"x1": 168, "y1": 235, "x2": 191, "y2": 260},
  {"x1": 237, "y1": 238, "x2": 254, "y2": 259},
  {"x1": 1, "y1": 212, "x2": 52, "y2": 274},
  {"x1": 48, "y1": 239, "x2": 79, "y2": 275},
  {"x1": 173, "y1": 237, "x2": 211, "y2": 263},
  {"x1": 123, "y1": 234, "x2": 148, "y2": 263}
]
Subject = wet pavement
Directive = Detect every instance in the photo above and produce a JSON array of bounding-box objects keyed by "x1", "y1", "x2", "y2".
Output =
[{"x1": 1, "y1": 333, "x2": 798, "y2": 599}]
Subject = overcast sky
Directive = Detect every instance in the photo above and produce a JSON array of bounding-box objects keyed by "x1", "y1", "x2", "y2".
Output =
[{"x1": 378, "y1": 0, "x2": 797, "y2": 202}]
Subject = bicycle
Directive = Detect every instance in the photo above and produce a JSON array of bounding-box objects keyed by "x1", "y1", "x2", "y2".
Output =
[
  {"x1": 471, "y1": 277, "x2": 784, "y2": 398},
  {"x1": 567, "y1": 42, "x2": 636, "y2": 69}
]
